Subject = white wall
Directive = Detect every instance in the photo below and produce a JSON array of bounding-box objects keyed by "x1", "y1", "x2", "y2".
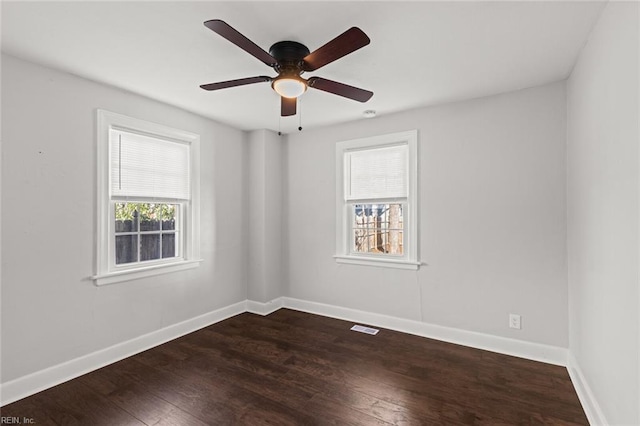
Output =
[
  {"x1": 567, "y1": 1, "x2": 639, "y2": 424},
  {"x1": 285, "y1": 82, "x2": 568, "y2": 347},
  {"x1": 0, "y1": 54, "x2": 248, "y2": 383},
  {"x1": 247, "y1": 129, "x2": 283, "y2": 303}
]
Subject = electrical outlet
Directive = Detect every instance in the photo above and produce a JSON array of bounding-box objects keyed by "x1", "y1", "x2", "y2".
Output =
[{"x1": 509, "y1": 314, "x2": 522, "y2": 330}]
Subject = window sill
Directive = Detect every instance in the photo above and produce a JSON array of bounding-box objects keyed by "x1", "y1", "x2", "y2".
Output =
[
  {"x1": 333, "y1": 255, "x2": 421, "y2": 270},
  {"x1": 92, "y1": 259, "x2": 203, "y2": 286}
]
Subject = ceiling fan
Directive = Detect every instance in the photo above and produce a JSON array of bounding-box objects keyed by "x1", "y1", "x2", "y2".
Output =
[{"x1": 200, "y1": 20, "x2": 373, "y2": 117}]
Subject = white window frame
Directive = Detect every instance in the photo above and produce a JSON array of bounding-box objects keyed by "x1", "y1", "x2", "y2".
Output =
[
  {"x1": 335, "y1": 130, "x2": 420, "y2": 270},
  {"x1": 93, "y1": 110, "x2": 201, "y2": 286}
]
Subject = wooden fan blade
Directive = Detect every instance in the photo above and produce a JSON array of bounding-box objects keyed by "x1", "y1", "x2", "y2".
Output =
[
  {"x1": 302, "y1": 27, "x2": 370, "y2": 72},
  {"x1": 307, "y1": 77, "x2": 373, "y2": 102},
  {"x1": 200, "y1": 76, "x2": 271, "y2": 91},
  {"x1": 204, "y1": 20, "x2": 277, "y2": 67},
  {"x1": 281, "y1": 96, "x2": 297, "y2": 116}
]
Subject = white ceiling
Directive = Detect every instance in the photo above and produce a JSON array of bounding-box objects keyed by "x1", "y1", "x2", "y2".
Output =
[{"x1": 2, "y1": 1, "x2": 605, "y2": 133}]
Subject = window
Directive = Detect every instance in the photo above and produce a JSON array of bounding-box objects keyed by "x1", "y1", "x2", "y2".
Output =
[
  {"x1": 353, "y1": 203, "x2": 403, "y2": 255},
  {"x1": 335, "y1": 130, "x2": 419, "y2": 269},
  {"x1": 113, "y1": 202, "x2": 180, "y2": 265},
  {"x1": 94, "y1": 110, "x2": 201, "y2": 285}
]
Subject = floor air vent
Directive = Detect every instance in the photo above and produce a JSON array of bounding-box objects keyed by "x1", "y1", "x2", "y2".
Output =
[{"x1": 350, "y1": 324, "x2": 379, "y2": 335}]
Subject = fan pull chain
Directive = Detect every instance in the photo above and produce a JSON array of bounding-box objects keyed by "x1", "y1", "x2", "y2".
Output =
[
  {"x1": 278, "y1": 114, "x2": 282, "y2": 136},
  {"x1": 298, "y1": 97, "x2": 303, "y2": 132}
]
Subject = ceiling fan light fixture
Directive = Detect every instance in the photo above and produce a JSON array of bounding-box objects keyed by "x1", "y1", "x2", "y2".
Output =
[{"x1": 272, "y1": 77, "x2": 307, "y2": 98}]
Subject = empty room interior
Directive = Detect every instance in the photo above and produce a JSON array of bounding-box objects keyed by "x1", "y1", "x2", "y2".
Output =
[{"x1": 1, "y1": 1, "x2": 638, "y2": 425}]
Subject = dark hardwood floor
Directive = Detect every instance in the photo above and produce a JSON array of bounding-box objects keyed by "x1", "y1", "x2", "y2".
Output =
[{"x1": 1, "y1": 309, "x2": 588, "y2": 425}]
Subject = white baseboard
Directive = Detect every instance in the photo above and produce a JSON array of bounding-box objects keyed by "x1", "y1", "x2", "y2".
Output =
[
  {"x1": 1, "y1": 296, "x2": 573, "y2": 409},
  {"x1": 281, "y1": 297, "x2": 568, "y2": 366},
  {"x1": 246, "y1": 297, "x2": 284, "y2": 316},
  {"x1": 567, "y1": 352, "x2": 607, "y2": 425},
  {"x1": 0, "y1": 300, "x2": 247, "y2": 407}
]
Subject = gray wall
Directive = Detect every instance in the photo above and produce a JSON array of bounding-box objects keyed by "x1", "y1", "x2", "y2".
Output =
[
  {"x1": 247, "y1": 129, "x2": 283, "y2": 303},
  {"x1": 567, "y1": 2, "x2": 639, "y2": 424},
  {"x1": 285, "y1": 81, "x2": 568, "y2": 347},
  {"x1": 0, "y1": 54, "x2": 249, "y2": 382}
]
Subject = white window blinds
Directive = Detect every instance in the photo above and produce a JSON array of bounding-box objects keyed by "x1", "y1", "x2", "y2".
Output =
[
  {"x1": 110, "y1": 129, "x2": 190, "y2": 200},
  {"x1": 345, "y1": 144, "x2": 408, "y2": 200}
]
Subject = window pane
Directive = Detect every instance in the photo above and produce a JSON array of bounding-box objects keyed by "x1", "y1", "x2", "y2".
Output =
[
  {"x1": 162, "y1": 233, "x2": 177, "y2": 258},
  {"x1": 140, "y1": 234, "x2": 161, "y2": 261},
  {"x1": 115, "y1": 235, "x2": 138, "y2": 264},
  {"x1": 354, "y1": 229, "x2": 370, "y2": 252},
  {"x1": 352, "y1": 204, "x2": 403, "y2": 255},
  {"x1": 114, "y1": 203, "x2": 138, "y2": 232},
  {"x1": 140, "y1": 204, "x2": 161, "y2": 231},
  {"x1": 161, "y1": 204, "x2": 176, "y2": 230}
]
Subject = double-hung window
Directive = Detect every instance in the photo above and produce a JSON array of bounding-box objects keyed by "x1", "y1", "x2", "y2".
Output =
[
  {"x1": 335, "y1": 130, "x2": 419, "y2": 269},
  {"x1": 94, "y1": 110, "x2": 201, "y2": 285}
]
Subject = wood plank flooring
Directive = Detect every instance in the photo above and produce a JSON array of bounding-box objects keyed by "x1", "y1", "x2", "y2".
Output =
[{"x1": 1, "y1": 309, "x2": 588, "y2": 425}]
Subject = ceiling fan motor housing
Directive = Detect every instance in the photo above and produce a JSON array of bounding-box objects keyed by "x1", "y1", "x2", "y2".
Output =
[{"x1": 269, "y1": 41, "x2": 310, "y2": 75}]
